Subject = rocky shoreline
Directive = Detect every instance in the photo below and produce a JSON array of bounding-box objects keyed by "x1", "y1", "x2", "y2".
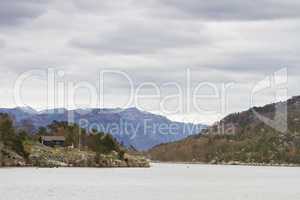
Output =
[
  {"x1": 0, "y1": 142, "x2": 150, "y2": 168},
  {"x1": 151, "y1": 160, "x2": 300, "y2": 167}
]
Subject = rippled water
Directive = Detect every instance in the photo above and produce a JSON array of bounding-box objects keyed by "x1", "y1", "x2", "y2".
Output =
[{"x1": 1, "y1": 163, "x2": 300, "y2": 200}]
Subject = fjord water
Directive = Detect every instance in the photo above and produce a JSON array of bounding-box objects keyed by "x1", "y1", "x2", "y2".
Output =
[{"x1": 1, "y1": 163, "x2": 300, "y2": 200}]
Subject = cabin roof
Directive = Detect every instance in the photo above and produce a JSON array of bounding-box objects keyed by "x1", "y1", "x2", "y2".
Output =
[{"x1": 41, "y1": 136, "x2": 66, "y2": 141}]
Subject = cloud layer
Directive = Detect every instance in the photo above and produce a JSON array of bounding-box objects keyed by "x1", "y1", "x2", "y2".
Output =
[
  {"x1": 0, "y1": 0, "x2": 299, "y2": 124},
  {"x1": 149, "y1": 0, "x2": 300, "y2": 21},
  {"x1": 0, "y1": 0, "x2": 50, "y2": 26}
]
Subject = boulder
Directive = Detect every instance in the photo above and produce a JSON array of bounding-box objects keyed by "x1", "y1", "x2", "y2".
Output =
[{"x1": 0, "y1": 146, "x2": 26, "y2": 167}]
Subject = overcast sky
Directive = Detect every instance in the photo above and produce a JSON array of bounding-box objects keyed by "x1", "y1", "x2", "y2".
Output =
[{"x1": 0, "y1": 0, "x2": 300, "y2": 124}]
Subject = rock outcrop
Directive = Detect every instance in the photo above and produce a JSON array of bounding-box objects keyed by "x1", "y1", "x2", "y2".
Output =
[
  {"x1": 0, "y1": 142, "x2": 26, "y2": 167},
  {"x1": 0, "y1": 141, "x2": 150, "y2": 168},
  {"x1": 24, "y1": 142, "x2": 150, "y2": 168}
]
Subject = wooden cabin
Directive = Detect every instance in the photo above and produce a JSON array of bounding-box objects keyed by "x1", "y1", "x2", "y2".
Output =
[{"x1": 40, "y1": 136, "x2": 66, "y2": 147}]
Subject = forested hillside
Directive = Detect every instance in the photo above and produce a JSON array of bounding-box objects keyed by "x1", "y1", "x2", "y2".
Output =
[{"x1": 149, "y1": 96, "x2": 300, "y2": 165}]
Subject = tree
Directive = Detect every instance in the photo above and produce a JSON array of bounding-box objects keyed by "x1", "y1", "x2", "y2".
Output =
[
  {"x1": 13, "y1": 130, "x2": 29, "y2": 158},
  {"x1": 0, "y1": 113, "x2": 16, "y2": 145},
  {"x1": 37, "y1": 127, "x2": 48, "y2": 136},
  {"x1": 0, "y1": 114, "x2": 29, "y2": 158},
  {"x1": 87, "y1": 132, "x2": 120, "y2": 154}
]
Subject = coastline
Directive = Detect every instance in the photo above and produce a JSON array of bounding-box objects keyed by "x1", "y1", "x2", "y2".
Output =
[
  {"x1": 1, "y1": 142, "x2": 150, "y2": 168},
  {"x1": 150, "y1": 160, "x2": 300, "y2": 167}
]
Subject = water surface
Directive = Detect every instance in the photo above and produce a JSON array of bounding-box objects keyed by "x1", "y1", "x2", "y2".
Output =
[{"x1": 1, "y1": 163, "x2": 300, "y2": 200}]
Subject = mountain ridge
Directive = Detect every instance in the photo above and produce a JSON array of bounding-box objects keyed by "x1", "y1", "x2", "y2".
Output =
[{"x1": 0, "y1": 107, "x2": 206, "y2": 150}]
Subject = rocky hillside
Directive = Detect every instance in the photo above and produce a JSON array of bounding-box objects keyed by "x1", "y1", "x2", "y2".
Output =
[
  {"x1": 0, "y1": 114, "x2": 149, "y2": 168},
  {"x1": 0, "y1": 142, "x2": 26, "y2": 167},
  {"x1": 148, "y1": 96, "x2": 300, "y2": 165},
  {"x1": 26, "y1": 142, "x2": 149, "y2": 168},
  {"x1": 0, "y1": 107, "x2": 206, "y2": 150},
  {"x1": 1, "y1": 142, "x2": 149, "y2": 168}
]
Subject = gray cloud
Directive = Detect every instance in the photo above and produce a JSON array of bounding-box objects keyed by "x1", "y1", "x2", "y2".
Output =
[
  {"x1": 64, "y1": 0, "x2": 300, "y2": 21},
  {"x1": 204, "y1": 53, "x2": 299, "y2": 74},
  {"x1": 0, "y1": 0, "x2": 49, "y2": 26},
  {"x1": 70, "y1": 21, "x2": 211, "y2": 55},
  {"x1": 145, "y1": 0, "x2": 300, "y2": 21},
  {"x1": 71, "y1": 0, "x2": 133, "y2": 13},
  {"x1": 0, "y1": 39, "x2": 5, "y2": 48}
]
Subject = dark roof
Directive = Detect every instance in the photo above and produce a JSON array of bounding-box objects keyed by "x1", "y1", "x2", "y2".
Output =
[{"x1": 41, "y1": 136, "x2": 66, "y2": 141}]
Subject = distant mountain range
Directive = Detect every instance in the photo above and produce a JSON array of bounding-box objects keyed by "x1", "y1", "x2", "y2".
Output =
[
  {"x1": 0, "y1": 107, "x2": 206, "y2": 150},
  {"x1": 148, "y1": 96, "x2": 300, "y2": 164}
]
